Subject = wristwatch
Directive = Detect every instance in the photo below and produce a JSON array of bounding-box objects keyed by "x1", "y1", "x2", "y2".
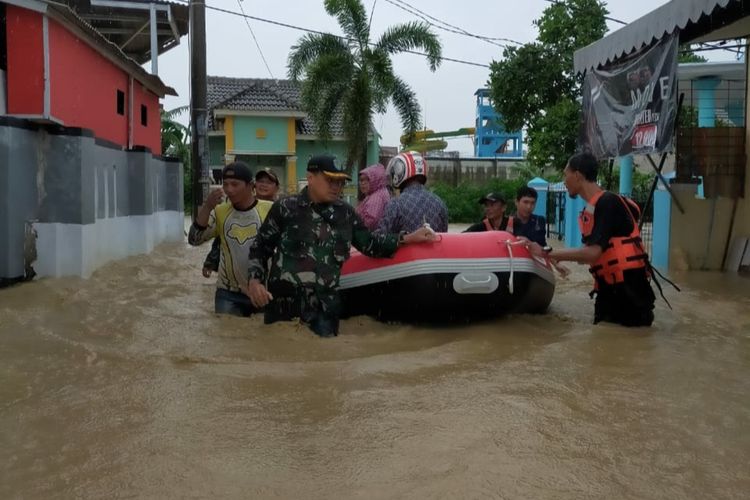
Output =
[
  {"x1": 542, "y1": 245, "x2": 553, "y2": 254},
  {"x1": 397, "y1": 231, "x2": 407, "y2": 246}
]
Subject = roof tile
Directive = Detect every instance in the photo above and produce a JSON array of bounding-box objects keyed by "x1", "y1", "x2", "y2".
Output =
[{"x1": 207, "y1": 76, "x2": 344, "y2": 136}]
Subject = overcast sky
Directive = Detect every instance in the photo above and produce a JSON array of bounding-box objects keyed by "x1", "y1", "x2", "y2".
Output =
[{"x1": 158, "y1": 0, "x2": 740, "y2": 154}]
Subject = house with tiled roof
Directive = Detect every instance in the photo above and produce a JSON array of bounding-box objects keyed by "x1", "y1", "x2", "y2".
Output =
[{"x1": 207, "y1": 76, "x2": 379, "y2": 193}]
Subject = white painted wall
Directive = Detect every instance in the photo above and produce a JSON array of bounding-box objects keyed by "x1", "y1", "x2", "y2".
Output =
[{"x1": 34, "y1": 211, "x2": 184, "y2": 278}]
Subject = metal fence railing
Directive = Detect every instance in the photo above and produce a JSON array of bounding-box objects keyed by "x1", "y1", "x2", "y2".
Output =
[
  {"x1": 546, "y1": 191, "x2": 567, "y2": 242},
  {"x1": 631, "y1": 193, "x2": 654, "y2": 256},
  {"x1": 675, "y1": 78, "x2": 746, "y2": 199},
  {"x1": 545, "y1": 189, "x2": 655, "y2": 255}
]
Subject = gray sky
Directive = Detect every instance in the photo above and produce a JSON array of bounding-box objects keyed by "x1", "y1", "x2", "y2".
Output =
[{"x1": 158, "y1": 0, "x2": 739, "y2": 154}]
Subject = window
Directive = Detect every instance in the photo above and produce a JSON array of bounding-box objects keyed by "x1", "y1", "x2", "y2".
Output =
[
  {"x1": 140, "y1": 104, "x2": 147, "y2": 126},
  {"x1": 116, "y1": 90, "x2": 125, "y2": 115}
]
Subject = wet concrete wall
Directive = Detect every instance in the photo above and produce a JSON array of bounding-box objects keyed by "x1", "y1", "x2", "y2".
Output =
[
  {"x1": 0, "y1": 117, "x2": 183, "y2": 282},
  {"x1": 669, "y1": 189, "x2": 736, "y2": 271},
  {"x1": 0, "y1": 120, "x2": 39, "y2": 282},
  {"x1": 732, "y1": 60, "x2": 750, "y2": 242},
  {"x1": 425, "y1": 157, "x2": 523, "y2": 187}
]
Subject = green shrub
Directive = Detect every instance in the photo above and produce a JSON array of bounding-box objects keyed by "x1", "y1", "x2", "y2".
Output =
[
  {"x1": 598, "y1": 165, "x2": 656, "y2": 200},
  {"x1": 431, "y1": 177, "x2": 528, "y2": 223}
]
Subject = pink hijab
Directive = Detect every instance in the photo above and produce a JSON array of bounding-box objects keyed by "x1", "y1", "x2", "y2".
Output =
[{"x1": 356, "y1": 164, "x2": 391, "y2": 230}]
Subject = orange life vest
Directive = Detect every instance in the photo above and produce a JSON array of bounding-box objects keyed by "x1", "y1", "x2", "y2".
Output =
[
  {"x1": 483, "y1": 216, "x2": 513, "y2": 232},
  {"x1": 578, "y1": 190, "x2": 649, "y2": 287}
]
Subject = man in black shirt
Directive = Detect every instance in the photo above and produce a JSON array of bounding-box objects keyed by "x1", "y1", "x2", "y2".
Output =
[
  {"x1": 512, "y1": 186, "x2": 547, "y2": 246},
  {"x1": 528, "y1": 153, "x2": 656, "y2": 327}
]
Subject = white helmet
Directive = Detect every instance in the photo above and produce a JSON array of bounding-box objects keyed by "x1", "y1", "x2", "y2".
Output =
[{"x1": 386, "y1": 151, "x2": 428, "y2": 189}]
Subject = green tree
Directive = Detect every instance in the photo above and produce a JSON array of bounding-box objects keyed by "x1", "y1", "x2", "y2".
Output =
[
  {"x1": 679, "y1": 45, "x2": 708, "y2": 63},
  {"x1": 160, "y1": 106, "x2": 192, "y2": 212},
  {"x1": 287, "y1": 0, "x2": 442, "y2": 169},
  {"x1": 432, "y1": 177, "x2": 528, "y2": 223},
  {"x1": 488, "y1": 0, "x2": 608, "y2": 170}
]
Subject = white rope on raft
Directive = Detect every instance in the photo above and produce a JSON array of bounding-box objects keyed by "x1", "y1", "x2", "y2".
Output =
[{"x1": 502, "y1": 239, "x2": 530, "y2": 295}]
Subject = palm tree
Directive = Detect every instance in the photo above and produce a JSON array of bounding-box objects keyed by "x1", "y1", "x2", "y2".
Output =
[
  {"x1": 288, "y1": 0, "x2": 442, "y2": 169},
  {"x1": 161, "y1": 105, "x2": 190, "y2": 161}
]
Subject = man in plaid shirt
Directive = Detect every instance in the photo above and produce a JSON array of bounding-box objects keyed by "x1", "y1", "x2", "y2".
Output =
[{"x1": 376, "y1": 152, "x2": 448, "y2": 234}]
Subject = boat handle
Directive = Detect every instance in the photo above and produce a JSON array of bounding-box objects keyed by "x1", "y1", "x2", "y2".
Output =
[{"x1": 458, "y1": 275, "x2": 492, "y2": 285}]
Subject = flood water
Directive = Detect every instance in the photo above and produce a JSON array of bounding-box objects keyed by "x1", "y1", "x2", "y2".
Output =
[{"x1": 1, "y1": 234, "x2": 749, "y2": 499}]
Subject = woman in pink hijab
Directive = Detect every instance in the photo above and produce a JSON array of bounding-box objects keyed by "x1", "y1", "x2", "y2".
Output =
[{"x1": 356, "y1": 163, "x2": 391, "y2": 230}]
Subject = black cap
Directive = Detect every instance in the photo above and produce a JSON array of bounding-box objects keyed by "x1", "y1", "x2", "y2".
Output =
[
  {"x1": 222, "y1": 162, "x2": 254, "y2": 183},
  {"x1": 307, "y1": 155, "x2": 351, "y2": 181},
  {"x1": 479, "y1": 192, "x2": 506, "y2": 204},
  {"x1": 255, "y1": 168, "x2": 280, "y2": 185}
]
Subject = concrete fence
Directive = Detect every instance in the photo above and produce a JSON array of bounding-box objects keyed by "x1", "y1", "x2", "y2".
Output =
[
  {"x1": 1, "y1": 117, "x2": 183, "y2": 284},
  {"x1": 380, "y1": 154, "x2": 525, "y2": 187}
]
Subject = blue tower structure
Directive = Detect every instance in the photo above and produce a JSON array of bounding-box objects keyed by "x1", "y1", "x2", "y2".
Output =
[{"x1": 474, "y1": 89, "x2": 523, "y2": 158}]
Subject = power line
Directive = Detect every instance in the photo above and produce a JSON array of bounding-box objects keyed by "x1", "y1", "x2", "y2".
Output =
[
  {"x1": 384, "y1": 0, "x2": 506, "y2": 48},
  {"x1": 236, "y1": 0, "x2": 274, "y2": 78},
  {"x1": 390, "y1": 0, "x2": 523, "y2": 45},
  {"x1": 369, "y1": 0, "x2": 379, "y2": 31},
  {"x1": 171, "y1": 0, "x2": 491, "y2": 68},
  {"x1": 383, "y1": 0, "x2": 522, "y2": 48}
]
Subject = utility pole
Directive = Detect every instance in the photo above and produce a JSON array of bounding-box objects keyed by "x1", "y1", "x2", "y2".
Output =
[
  {"x1": 149, "y1": 2, "x2": 158, "y2": 75},
  {"x1": 189, "y1": 0, "x2": 209, "y2": 218}
]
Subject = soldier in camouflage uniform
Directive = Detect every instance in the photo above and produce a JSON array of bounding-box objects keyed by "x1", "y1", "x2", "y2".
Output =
[{"x1": 246, "y1": 155, "x2": 435, "y2": 337}]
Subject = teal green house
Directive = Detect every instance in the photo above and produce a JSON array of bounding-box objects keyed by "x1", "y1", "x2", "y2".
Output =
[{"x1": 208, "y1": 76, "x2": 379, "y2": 194}]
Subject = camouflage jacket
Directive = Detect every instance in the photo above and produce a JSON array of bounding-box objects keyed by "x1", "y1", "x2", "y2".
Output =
[{"x1": 247, "y1": 187, "x2": 399, "y2": 319}]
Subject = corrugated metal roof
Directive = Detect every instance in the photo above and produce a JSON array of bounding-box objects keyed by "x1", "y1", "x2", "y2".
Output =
[
  {"x1": 207, "y1": 76, "x2": 347, "y2": 137},
  {"x1": 66, "y1": 0, "x2": 189, "y2": 64},
  {"x1": 574, "y1": 0, "x2": 742, "y2": 73}
]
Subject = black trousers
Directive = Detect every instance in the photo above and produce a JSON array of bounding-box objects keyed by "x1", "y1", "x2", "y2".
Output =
[{"x1": 593, "y1": 274, "x2": 656, "y2": 327}]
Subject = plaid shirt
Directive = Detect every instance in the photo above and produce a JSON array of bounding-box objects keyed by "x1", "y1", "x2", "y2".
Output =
[{"x1": 376, "y1": 183, "x2": 448, "y2": 233}]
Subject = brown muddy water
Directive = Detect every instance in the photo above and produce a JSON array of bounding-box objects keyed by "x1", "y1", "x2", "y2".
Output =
[{"x1": 1, "y1": 237, "x2": 749, "y2": 499}]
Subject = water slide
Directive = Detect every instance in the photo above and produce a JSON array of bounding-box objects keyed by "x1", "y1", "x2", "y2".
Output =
[{"x1": 400, "y1": 128, "x2": 476, "y2": 152}]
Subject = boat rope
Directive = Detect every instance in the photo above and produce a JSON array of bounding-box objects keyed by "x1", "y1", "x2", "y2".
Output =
[{"x1": 502, "y1": 239, "x2": 528, "y2": 295}]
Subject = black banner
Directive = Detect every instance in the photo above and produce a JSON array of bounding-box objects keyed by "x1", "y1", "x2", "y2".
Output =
[{"x1": 579, "y1": 32, "x2": 679, "y2": 159}]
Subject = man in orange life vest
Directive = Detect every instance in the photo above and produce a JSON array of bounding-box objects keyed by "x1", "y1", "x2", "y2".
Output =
[
  {"x1": 463, "y1": 192, "x2": 511, "y2": 233},
  {"x1": 463, "y1": 188, "x2": 549, "y2": 246},
  {"x1": 528, "y1": 152, "x2": 656, "y2": 327}
]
